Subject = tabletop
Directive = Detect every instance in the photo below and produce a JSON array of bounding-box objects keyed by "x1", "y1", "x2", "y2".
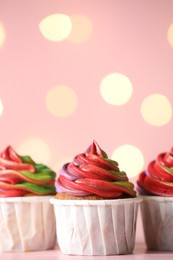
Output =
[{"x1": 0, "y1": 243, "x2": 173, "y2": 260}]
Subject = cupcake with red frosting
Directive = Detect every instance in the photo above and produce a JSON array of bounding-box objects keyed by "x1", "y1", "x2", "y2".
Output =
[
  {"x1": 0, "y1": 145, "x2": 56, "y2": 252},
  {"x1": 50, "y1": 141, "x2": 141, "y2": 255},
  {"x1": 137, "y1": 146, "x2": 173, "y2": 251}
]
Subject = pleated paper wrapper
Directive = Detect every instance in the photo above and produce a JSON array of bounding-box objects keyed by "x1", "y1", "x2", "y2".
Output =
[
  {"x1": 0, "y1": 196, "x2": 56, "y2": 252},
  {"x1": 50, "y1": 197, "x2": 141, "y2": 255},
  {"x1": 140, "y1": 196, "x2": 173, "y2": 251}
]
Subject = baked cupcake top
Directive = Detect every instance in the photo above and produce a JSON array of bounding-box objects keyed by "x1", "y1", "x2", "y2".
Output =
[
  {"x1": 0, "y1": 146, "x2": 56, "y2": 197},
  {"x1": 137, "y1": 147, "x2": 173, "y2": 196},
  {"x1": 55, "y1": 141, "x2": 136, "y2": 199}
]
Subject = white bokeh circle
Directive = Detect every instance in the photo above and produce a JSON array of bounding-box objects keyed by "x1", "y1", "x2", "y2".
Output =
[
  {"x1": 0, "y1": 99, "x2": 3, "y2": 117},
  {"x1": 141, "y1": 94, "x2": 172, "y2": 126},
  {"x1": 68, "y1": 15, "x2": 93, "y2": 43},
  {"x1": 45, "y1": 85, "x2": 77, "y2": 117},
  {"x1": 167, "y1": 23, "x2": 173, "y2": 48},
  {"x1": 100, "y1": 73, "x2": 133, "y2": 105},
  {"x1": 0, "y1": 22, "x2": 5, "y2": 48},
  {"x1": 17, "y1": 138, "x2": 51, "y2": 164},
  {"x1": 39, "y1": 14, "x2": 72, "y2": 42},
  {"x1": 112, "y1": 144, "x2": 144, "y2": 178}
]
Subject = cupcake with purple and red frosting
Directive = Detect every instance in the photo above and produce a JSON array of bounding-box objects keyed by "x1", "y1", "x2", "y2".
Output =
[
  {"x1": 0, "y1": 146, "x2": 56, "y2": 252},
  {"x1": 55, "y1": 140, "x2": 136, "y2": 200},
  {"x1": 137, "y1": 147, "x2": 173, "y2": 251},
  {"x1": 51, "y1": 141, "x2": 141, "y2": 255}
]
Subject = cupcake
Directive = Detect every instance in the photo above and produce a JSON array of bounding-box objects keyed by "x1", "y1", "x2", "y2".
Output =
[
  {"x1": 50, "y1": 140, "x2": 141, "y2": 255},
  {"x1": 137, "y1": 146, "x2": 173, "y2": 251},
  {"x1": 0, "y1": 145, "x2": 56, "y2": 252}
]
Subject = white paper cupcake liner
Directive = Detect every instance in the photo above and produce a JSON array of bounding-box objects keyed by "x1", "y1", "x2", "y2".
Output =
[
  {"x1": 50, "y1": 197, "x2": 141, "y2": 255},
  {"x1": 0, "y1": 196, "x2": 56, "y2": 252},
  {"x1": 140, "y1": 196, "x2": 173, "y2": 251}
]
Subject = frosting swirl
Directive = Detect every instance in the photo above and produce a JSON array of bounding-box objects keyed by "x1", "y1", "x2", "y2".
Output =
[
  {"x1": 0, "y1": 146, "x2": 56, "y2": 197},
  {"x1": 137, "y1": 147, "x2": 173, "y2": 196},
  {"x1": 56, "y1": 141, "x2": 136, "y2": 198}
]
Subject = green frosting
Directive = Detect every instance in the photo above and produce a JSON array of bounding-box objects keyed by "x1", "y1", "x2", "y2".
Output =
[{"x1": 16, "y1": 182, "x2": 55, "y2": 195}]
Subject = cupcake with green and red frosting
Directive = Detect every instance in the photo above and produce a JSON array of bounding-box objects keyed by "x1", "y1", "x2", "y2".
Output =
[
  {"x1": 137, "y1": 147, "x2": 173, "y2": 251},
  {"x1": 0, "y1": 145, "x2": 56, "y2": 252},
  {"x1": 51, "y1": 141, "x2": 141, "y2": 255},
  {"x1": 137, "y1": 147, "x2": 173, "y2": 196},
  {"x1": 55, "y1": 140, "x2": 136, "y2": 199},
  {"x1": 0, "y1": 146, "x2": 56, "y2": 197}
]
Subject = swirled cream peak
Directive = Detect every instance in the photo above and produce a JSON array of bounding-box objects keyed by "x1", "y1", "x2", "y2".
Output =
[
  {"x1": 56, "y1": 141, "x2": 136, "y2": 198},
  {"x1": 0, "y1": 146, "x2": 56, "y2": 197},
  {"x1": 137, "y1": 147, "x2": 173, "y2": 196}
]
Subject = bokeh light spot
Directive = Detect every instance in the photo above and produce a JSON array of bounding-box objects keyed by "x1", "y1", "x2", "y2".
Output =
[
  {"x1": 100, "y1": 73, "x2": 133, "y2": 105},
  {"x1": 68, "y1": 15, "x2": 93, "y2": 43},
  {"x1": 0, "y1": 99, "x2": 3, "y2": 117},
  {"x1": 0, "y1": 22, "x2": 5, "y2": 47},
  {"x1": 39, "y1": 14, "x2": 72, "y2": 42},
  {"x1": 45, "y1": 85, "x2": 77, "y2": 117},
  {"x1": 18, "y1": 138, "x2": 51, "y2": 164},
  {"x1": 141, "y1": 94, "x2": 172, "y2": 126},
  {"x1": 112, "y1": 145, "x2": 144, "y2": 178},
  {"x1": 167, "y1": 23, "x2": 173, "y2": 48}
]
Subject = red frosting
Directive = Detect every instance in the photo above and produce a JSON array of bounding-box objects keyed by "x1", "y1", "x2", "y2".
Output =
[
  {"x1": 137, "y1": 147, "x2": 173, "y2": 196},
  {"x1": 56, "y1": 141, "x2": 136, "y2": 198}
]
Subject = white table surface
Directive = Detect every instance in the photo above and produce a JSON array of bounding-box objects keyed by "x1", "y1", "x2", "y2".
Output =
[{"x1": 0, "y1": 243, "x2": 173, "y2": 260}]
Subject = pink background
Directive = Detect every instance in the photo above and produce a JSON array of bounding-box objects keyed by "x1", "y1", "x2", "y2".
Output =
[{"x1": 0, "y1": 0, "x2": 173, "y2": 244}]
